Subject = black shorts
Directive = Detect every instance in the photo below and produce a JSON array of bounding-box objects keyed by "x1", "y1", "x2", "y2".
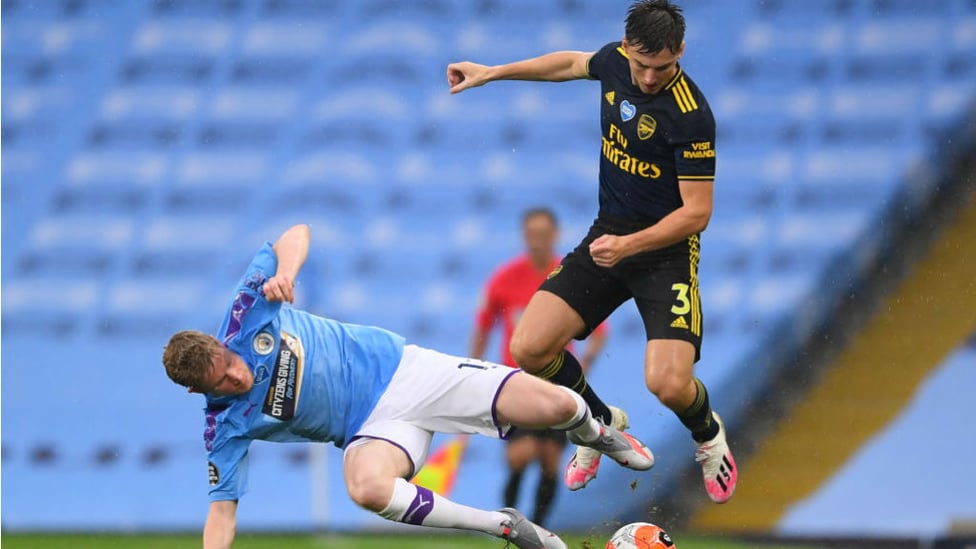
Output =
[
  {"x1": 540, "y1": 215, "x2": 703, "y2": 362},
  {"x1": 506, "y1": 427, "x2": 569, "y2": 445}
]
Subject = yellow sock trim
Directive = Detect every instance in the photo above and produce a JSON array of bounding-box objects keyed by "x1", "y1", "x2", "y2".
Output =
[{"x1": 536, "y1": 352, "x2": 564, "y2": 380}]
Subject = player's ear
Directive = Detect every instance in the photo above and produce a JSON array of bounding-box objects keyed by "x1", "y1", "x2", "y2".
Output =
[{"x1": 676, "y1": 41, "x2": 686, "y2": 58}]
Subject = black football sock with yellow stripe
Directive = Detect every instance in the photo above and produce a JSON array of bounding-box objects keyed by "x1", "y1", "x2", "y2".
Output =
[
  {"x1": 536, "y1": 349, "x2": 613, "y2": 425},
  {"x1": 679, "y1": 378, "x2": 720, "y2": 443}
]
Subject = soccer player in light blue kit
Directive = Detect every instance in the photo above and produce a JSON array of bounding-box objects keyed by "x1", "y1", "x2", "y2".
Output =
[{"x1": 162, "y1": 224, "x2": 654, "y2": 549}]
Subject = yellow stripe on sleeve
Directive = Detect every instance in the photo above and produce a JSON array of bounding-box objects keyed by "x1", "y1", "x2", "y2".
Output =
[
  {"x1": 680, "y1": 78, "x2": 699, "y2": 111},
  {"x1": 672, "y1": 86, "x2": 691, "y2": 113}
]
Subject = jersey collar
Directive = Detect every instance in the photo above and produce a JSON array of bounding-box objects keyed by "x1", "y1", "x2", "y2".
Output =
[{"x1": 663, "y1": 64, "x2": 684, "y2": 91}]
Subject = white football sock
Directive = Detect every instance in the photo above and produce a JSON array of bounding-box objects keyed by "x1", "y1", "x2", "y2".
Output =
[
  {"x1": 379, "y1": 477, "x2": 508, "y2": 536},
  {"x1": 552, "y1": 386, "x2": 602, "y2": 443}
]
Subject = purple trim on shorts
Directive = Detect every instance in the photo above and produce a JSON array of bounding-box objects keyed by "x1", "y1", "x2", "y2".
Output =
[
  {"x1": 402, "y1": 485, "x2": 435, "y2": 525},
  {"x1": 492, "y1": 369, "x2": 521, "y2": 440},
  {"x1": 347, "y1": 435, "x2": 416, "y2": 478}
]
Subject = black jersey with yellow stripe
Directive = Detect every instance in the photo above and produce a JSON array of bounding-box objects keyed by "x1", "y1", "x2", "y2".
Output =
[{"x1": 587, "y1": 41, "x2": 716, "y2": 225}]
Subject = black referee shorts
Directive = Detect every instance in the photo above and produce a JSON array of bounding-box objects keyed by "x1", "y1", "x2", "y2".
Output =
[
  {"x1": 539, "y1": 216, "x2": 703, "y2": 362},
  {"x1": 506, "y1": 427, "x2": 569, "y2": 445}
]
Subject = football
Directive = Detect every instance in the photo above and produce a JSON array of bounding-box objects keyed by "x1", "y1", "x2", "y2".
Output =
[{"x1": 605, "y1": 522, "x2": 676, "y2": 549}]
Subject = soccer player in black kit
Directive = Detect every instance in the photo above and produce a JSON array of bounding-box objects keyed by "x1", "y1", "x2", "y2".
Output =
[{"x1": 447, "y1": 0, "x2": 736, "y2": 503}]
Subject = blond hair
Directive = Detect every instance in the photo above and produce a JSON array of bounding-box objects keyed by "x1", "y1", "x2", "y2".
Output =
[{"x1": 162, "y1": 330, "x2": 222, "y2": 390}]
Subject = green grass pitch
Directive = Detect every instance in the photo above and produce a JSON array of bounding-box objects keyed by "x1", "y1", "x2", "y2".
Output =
[{"x1": 0, "y1": 532, "x2": 813, "y2": 548}]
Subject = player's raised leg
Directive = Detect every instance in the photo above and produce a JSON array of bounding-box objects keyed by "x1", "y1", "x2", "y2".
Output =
[
  {"x1": 510, "y1": 290, "x2": 632, "y2": 490},
  {"x1": 644, "y1": 339, "x2": 736, "y2": 503},
  {"x1": 495, "y1": 373, "x2": 653, "y2": 474},
  {"x1": 344, "y1": 438, "x2": 566, "y2": 549},
  {"x1": 509, "y1": 291, "x2": 614, "y2": 424}
]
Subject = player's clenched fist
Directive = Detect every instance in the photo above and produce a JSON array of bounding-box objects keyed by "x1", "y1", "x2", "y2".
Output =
[
  {"x1": 447, "y1": 62, "x2": 492, "y2": 94},
  {"x1": 262, "y1": 275, "x2": 295, "y2": 303},
  {"x1": 589, "y1": 234, "x2": 634, "y2": 269}
]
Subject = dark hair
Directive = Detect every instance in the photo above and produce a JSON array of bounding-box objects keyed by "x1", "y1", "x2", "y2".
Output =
[
  {"x1": 522, "y1": 207, "x2": 558, "y2": 227},
  {"x1": 625, "y1": 0, "x2": 686, "y2": 55}
]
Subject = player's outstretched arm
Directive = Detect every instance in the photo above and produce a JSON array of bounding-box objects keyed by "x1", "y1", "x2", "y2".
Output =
[
  {"x1": 447, "y1": 51, "x2": 592, "y2": 94},
  {"x1": 203, "y1": 500, "x2": 238, "y2": 549},
  {"x1": 265, "y1": 224, "x2": 311, "y2": 303}
]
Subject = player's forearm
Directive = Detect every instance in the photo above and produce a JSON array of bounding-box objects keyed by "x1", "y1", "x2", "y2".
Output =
[
  {"x1": 203, "y1": 524, "x2": 234, "y2": 549},
  {"x1": 202, "y1": 502, "x2": 237, "y2": 549},
  {"x1": 628, "y1": 206, "x2": 711, "y2": 254},
  {"x1": 272, "y1": 224, "x2": 310, "y2": 281},
  {"x1": 488, "y1": 51, "x2": 590, "y2": 82}
]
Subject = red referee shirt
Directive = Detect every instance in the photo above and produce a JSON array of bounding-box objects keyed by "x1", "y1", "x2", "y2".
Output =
[{"x1": 475, "y1": 255, "x2": 607, "y2": 368}]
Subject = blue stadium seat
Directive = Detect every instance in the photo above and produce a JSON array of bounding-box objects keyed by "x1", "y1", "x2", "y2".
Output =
[
  {"x1": 255, "y1": 0, "x2": 340, "y2": 19},
  {"x1": 925, "y1": 83, "x2": 976, "y2": 133},
  {"x1": 752, "y1": 0, "x2": 856, "y2": 22},
  {"x1": 735, "y1": 19, "x2": 847, "y2": 62},
  {"x1": 148, "y1": 0, "x2": 245, "y2": 19},
  {"x1": 790, "y1": 145, "x2": 909, "y2": 209},
  {"x1": 131, "y1": 20, "x2": 235, "y2": 56}
]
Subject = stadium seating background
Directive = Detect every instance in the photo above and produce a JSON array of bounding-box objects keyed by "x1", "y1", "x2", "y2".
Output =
[
  {"x1": 778, "y1": 333, "x2": 976, "y2": 538},
  {"x1": 2, "y1": 0, "x2": 974, "y2": 535}
]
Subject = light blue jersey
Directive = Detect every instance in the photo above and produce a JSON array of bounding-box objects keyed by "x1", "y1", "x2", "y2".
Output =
[{"x1": 204, "y1": 243, "x2": 405, "y2": 501}]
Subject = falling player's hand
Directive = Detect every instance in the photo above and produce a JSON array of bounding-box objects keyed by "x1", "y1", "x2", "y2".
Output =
[
  {"x1": 263, "y1": 274, "x2": 295, "y2": 303},
  {"x1": 447, "y1": 62, "x2": 491, "y2": 94},
  {"x1": 589, "y1": 234, "x2": 632, "y2": 269}
]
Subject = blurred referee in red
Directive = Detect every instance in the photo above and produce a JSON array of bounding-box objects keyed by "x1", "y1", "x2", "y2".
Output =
[{"x1": 470, "y1": 207, "x2": 607, "y2": 527}]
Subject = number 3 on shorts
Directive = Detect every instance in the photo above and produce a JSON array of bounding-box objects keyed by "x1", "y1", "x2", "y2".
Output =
[{"x1": 670, "y1": 283, "x2": 690, "y2": 315}]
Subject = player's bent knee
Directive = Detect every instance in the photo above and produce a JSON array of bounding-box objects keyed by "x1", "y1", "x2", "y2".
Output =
[
  {"x1": 645, "y1": 375, "x2": 689, "y2": 410},
  {"x1": 346, "y1": 474, "x2": 394, "y2": 512},
  {"x1": 547, "y1": 386, "x2": 586, "y2": 428},
  {"x1": 509, "y1": 334, "x2": 559, "y2": 373},
  {"x1": 550, "y1": 386, "x2": 581, "y2": 421}
]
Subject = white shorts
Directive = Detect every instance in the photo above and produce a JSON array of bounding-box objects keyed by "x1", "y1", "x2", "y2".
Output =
[{"x1": 345, "y1": 344, "x2": 519, "y2": 476}]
